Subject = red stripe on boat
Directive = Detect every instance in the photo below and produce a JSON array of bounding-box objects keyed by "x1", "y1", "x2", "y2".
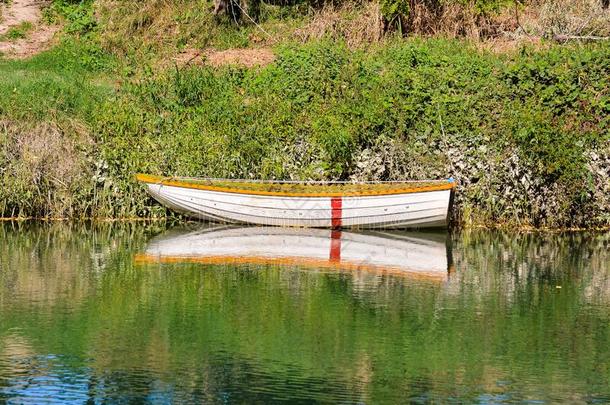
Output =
[
  {"x1": 331, "y1": 197, "x2": 342, "y2": 229},
  {"x1": 330, "y1": 230, "x2": 342, "y2": 262}
]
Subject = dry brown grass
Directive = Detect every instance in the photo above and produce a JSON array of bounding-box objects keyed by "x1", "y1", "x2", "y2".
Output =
[
  {"x1": 296, "y1": 2, "x2": 384, "y2": 48},
  {"x1": 382, "y1": 1, "x2": 519, "y2": 41},
  {"x1": 1, "y1": 120, "x2": 93, "y2": 218},
  {"x1": 476, "y1": 36, "x2": 546, "y2": 53},
  {"x1": 95, "y1": 0, "x2": 608, "y2": 60},
  {"x1": 395, "y1": 0, "x2": 609, "y2": 41},
  {"x1": 534, "y1": 0, "x2": 610, "y2": 37},
  {"x1": 95, "y1": 0, "x2": 194, "y2": 56},
  {"x1": 295, "y1": 1, "x2": 519, "y2": 45},
  {"x1": 411, "y1": 0, "x2": 609, "y2": 49}
]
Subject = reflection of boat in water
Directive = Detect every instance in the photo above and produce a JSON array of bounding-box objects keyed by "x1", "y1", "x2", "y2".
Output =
[{"x1": 136, "y1": 227, "x2": 451, "y2": 281}]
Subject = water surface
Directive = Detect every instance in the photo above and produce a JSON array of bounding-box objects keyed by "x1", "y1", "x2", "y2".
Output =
[{"x1": 0, "y1": 223, "x2": 608, "y2": 403}]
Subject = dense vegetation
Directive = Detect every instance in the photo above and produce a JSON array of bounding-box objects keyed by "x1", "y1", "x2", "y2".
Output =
[{"x1": 0, "y1": 0, "x2": 609, "y2": 228}]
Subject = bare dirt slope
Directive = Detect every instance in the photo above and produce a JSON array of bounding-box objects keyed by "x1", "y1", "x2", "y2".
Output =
[
  {"x1": 0, "y1": 0, "x2": 57, "y2": 58},
  {"x1": 171, "y1": 48, "x2": 276, "y2": 69}
]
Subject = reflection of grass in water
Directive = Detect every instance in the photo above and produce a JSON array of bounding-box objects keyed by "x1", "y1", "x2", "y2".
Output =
[
  {"x1": 1, "y1": 21, "x2": 33, "y2": 40},
  {"x1": 0, "y1": 224, "x2": 609, "y2": 402}
]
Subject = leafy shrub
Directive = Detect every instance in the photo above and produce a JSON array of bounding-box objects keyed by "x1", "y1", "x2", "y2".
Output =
[{"x1": 44, "y1": 0, "x2": 97, "y2": 36}]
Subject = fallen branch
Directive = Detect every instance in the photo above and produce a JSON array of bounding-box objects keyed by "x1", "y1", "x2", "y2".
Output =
[{"x1": 553, "y1": 34, "x2": 610, "y2": 42}]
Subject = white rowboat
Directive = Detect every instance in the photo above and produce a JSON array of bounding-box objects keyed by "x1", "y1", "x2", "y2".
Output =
[
  {"x1": 136, "y1": 174, "x2": 455, "y2": 229},
  {"x1": 136, "y1": 226, "x2": 451, "y2": 281}
]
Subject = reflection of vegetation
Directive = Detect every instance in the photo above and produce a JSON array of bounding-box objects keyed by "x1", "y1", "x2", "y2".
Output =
[{"x1": 0, "y1": 224, "x2": 608, "y2": 402}]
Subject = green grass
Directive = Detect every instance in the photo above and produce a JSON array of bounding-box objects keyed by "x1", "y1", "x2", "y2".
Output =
[
  {"x1": 0, "y1": 38, "x2": 115, "y2": 120},
  {"x1": 0, "y1": 21, "x2": 33, "y2": 40}
]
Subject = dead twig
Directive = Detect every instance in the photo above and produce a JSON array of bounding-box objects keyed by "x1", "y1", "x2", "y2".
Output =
[
  {"x1": 514, "y1": 0, "x2": 532, "y2": 38},
  {"x1": 553, "y1": 34, "x2": 610, "y2": 42}
]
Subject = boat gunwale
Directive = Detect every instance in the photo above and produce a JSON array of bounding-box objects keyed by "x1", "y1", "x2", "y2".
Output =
[{"x1": 136, "y1": 174, "x2": 456, "y2": 197}]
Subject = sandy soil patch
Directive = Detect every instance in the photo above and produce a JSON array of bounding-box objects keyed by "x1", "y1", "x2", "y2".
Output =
[
  {"x1": 0, "y1": 0, "x2": 42, "y2": 34},
  {"x1": 0, "y1": 0, "x2": 57, "y2": 58},
  {"x1": 172, "y1": 47, "x2": 275, "y2": 68}
]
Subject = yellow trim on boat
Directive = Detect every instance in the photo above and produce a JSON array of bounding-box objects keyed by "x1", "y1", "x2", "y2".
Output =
[{"x1": 135, "y1": 174, "x2": 455, "y2": 197}]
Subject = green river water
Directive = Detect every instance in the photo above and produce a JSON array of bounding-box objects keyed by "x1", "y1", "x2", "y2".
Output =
[{"x1": 0, "y1": 223, "x2": 608, "y2": 403}]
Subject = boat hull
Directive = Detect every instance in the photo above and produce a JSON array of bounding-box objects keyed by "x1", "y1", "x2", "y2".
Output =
[{"x1": 143, "y1": 182, "x2": 452, "y2": 229}]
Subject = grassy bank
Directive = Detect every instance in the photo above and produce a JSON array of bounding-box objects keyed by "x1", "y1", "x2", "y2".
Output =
[{"x1": 0, "y1": 1, "x2": 609, "y2": 228}]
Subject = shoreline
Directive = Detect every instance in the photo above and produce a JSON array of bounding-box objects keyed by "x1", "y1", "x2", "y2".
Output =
[{"x1": 2, "y1": 217, "x2": 609, "y2": 233}]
